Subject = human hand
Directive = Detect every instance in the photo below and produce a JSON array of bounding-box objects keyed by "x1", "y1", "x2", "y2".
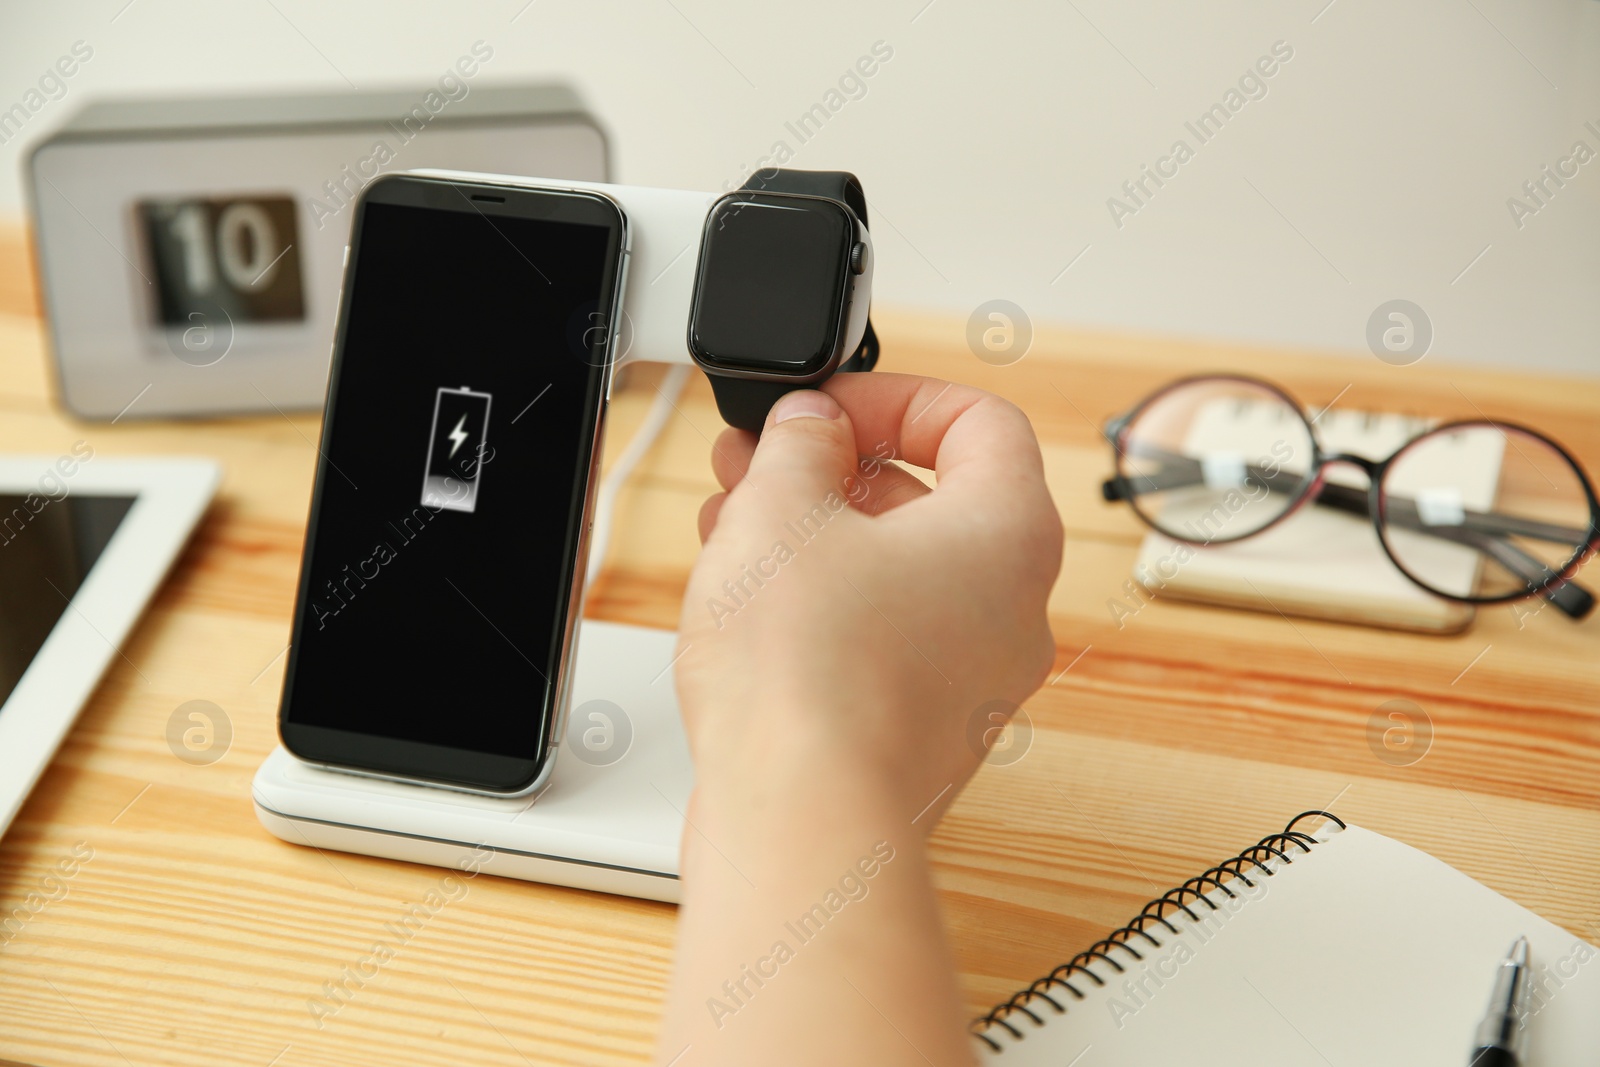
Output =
[{"x1": 673, "y1": 372, "x2": 1063, "y2": 824}]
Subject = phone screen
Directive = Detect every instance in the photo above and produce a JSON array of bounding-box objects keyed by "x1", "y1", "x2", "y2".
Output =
[{"x1": 278, "y1": 177, "x2": 623, "y2": 792}]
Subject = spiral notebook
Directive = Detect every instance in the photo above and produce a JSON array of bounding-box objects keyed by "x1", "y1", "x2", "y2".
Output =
[{"x1": 974, "y1": 813, "x2": 1599, "y2": 1066}]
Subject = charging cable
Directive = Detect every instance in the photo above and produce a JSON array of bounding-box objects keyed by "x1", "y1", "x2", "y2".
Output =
[{"x1": 583, "y1": 363, "x2": 693, "y2": 604}]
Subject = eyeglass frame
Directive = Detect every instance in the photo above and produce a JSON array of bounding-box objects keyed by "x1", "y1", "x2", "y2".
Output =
[{"x1": 1098, "y1": 374, "x2": 1600, "y2": 619}]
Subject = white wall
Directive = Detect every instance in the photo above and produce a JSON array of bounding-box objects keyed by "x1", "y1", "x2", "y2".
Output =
[{"x1": 2, "y1": 0, "x2": 1597, "y2": 373}]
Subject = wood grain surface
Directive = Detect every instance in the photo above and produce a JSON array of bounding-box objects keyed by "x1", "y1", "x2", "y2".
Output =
[{"x1": 0, "y1": 218, "x2": 1595, "y2": 1067}]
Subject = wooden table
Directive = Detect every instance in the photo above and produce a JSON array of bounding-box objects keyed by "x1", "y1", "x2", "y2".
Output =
[{"x1": 0, "y1": 217, "x2": 1595, "y2": 1067}]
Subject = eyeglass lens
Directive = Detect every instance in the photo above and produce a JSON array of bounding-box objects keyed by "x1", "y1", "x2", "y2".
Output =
[
  {"x1": 1116, "y1": 378, "x2": 1316, "y2": 544},
  {"x1": 1379, "y1": 424, "x2": 1593, "y2": 603}
]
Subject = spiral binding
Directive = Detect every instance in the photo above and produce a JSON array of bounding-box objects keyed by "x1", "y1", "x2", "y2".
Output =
[{"x1": 970, "y1": 809, "x2": 1347, "y2": 1053}]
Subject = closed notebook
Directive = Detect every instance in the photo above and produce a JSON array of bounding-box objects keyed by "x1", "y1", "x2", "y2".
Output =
[{"x1": 973, "y1": 814, "x2": 1599, "y2": 1066}]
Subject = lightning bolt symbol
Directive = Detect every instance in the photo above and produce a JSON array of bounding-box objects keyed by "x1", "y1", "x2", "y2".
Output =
[{"x1": 447, "y1": 414, "x2": 469, "y2": 459}]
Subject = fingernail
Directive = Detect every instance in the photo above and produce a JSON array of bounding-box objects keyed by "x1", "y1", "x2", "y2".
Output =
[{"x1": 773, "y1": 390, "x2": 841, "y2": 424}]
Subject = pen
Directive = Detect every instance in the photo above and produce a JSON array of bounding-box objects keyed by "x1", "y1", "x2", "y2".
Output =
[{"x1": 1469, "y1": 936, "x2": 1531, "y2": 1067}]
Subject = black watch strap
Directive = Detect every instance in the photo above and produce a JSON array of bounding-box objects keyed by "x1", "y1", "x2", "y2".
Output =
[
  {"x1": 706, "y1": 169, "x2": 879, "y2": 432},
  {"x1": 743, "y1": 168, "x2": 869, "y2": 224}
]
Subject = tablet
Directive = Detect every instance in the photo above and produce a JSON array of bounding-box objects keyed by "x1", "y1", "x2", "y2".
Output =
[{"x1": 0, "y1": 453, "x2": 219, "y2": 838}]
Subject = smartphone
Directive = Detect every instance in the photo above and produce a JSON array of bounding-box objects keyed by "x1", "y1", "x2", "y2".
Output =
[{"x1": 277, "y1": 173, "x2": 627, "y2": 795}]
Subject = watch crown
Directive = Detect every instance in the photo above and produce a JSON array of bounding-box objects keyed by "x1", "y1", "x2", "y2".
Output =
[{"x1": 849, "y1": 240, "x2": 868, "y2": 276}]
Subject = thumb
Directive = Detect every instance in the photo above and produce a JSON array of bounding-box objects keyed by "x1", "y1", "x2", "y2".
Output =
[{"x1": 738, "y1": 389, "x2": 859, "y2": 512}]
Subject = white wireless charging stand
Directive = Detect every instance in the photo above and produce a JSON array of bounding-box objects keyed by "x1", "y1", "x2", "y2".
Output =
[
  {"x1": 255, "y1": 164, "x2": 880, "y2": 899},
  {"x1": 252, "y1": 620, "x2": 693, "y2": 903}
]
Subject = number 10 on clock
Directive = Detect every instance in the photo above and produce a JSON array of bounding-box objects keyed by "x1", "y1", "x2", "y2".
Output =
[{"x1": 138, "y1": 194, "x2": 306, "y2": 327}]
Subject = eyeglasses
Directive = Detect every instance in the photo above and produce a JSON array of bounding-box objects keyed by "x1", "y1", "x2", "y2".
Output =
[{"x1": 1099, "y1": 375, "x2": 1600, "y2": 620}]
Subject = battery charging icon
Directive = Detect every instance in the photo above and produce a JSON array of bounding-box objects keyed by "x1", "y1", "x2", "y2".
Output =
[{"x1": 422, "y1": 386, "x2": 492, "y2": 513}]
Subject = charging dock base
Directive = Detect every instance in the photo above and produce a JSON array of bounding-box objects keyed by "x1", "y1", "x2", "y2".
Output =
[{"x1": 252, "y1": 621, "x2": 692, "y2": 903}]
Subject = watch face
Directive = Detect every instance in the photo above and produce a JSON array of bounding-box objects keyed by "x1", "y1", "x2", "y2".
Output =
[{"x1": 689, "y1": 193, "x2": 852, "y2": 375}]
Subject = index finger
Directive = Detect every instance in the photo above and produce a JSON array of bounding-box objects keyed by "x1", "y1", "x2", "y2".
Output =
[{"x1": 821, "y1": 372, "x2": 1053, "y2": 519}]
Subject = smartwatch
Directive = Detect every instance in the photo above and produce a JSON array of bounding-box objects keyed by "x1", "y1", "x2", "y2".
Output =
[
  {"x1": 687, "y1": 170, "x2": 879, "y2": 431},
  {"x1": 405, "y1": 167, "x2": 880, "y2": 431}
]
